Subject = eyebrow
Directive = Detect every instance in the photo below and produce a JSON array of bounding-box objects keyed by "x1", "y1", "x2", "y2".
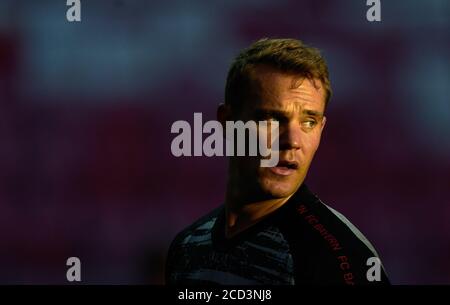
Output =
[
  {"x1": 303, "y1": 109, "x2": 324, "y2": 118},
  {"x1": 255, "y1": 108, "x2": 324, "y2": 119}
]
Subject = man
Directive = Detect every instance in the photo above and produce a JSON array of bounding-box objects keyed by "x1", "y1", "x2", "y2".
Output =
[{"x1": 165, "y1": 38, "x2": 390, "y2": 285}]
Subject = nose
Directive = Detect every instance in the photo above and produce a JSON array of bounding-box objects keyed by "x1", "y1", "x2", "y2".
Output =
[{"x1": 279, "y1": 121, "x2": 301, "y2": 151}]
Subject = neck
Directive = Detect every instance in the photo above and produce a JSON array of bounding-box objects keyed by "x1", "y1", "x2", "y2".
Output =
[{"x1": 223, "y1": 173, "x2": 293, "y2": 238}]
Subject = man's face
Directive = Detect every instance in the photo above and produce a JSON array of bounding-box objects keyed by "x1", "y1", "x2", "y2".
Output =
[{"x1": 231, "y1": 65, "x2": 327, "y2": 200}]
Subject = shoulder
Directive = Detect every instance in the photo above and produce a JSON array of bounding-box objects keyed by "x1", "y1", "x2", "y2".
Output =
[
  {"x1": 168, "y1": 205, "x2": 222, "y2": 249},
  {"x1": 285, "y1": 184, "x2": 380, "y2": 257},
  {"x1": 279, "y1": 184, "x2": 390, "y2": 285},
  {"x1": 164, "y1": 206, "x2": 222, "y2": 283},
  {"x1": 322, "y1": 203, "x2": 381, "y2": 258}
]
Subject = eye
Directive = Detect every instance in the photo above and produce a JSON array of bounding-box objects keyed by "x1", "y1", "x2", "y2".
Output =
[{"x1": 302, "y1": 119, "x2": 317, "y2": 129}]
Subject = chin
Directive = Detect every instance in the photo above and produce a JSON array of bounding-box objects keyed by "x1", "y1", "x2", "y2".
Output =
[{"x1": 259, "y1": 176, "x2": 300, "y2": 198}]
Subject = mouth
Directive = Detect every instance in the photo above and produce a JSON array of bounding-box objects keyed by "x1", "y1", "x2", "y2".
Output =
[{"x1": 268, "y1": 160, "x2": 299, "y2": 176}]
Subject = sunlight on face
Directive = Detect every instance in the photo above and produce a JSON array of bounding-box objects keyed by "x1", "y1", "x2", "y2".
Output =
[{"x1": 237, "y1": 65, "x2": 327, "y2": 199}]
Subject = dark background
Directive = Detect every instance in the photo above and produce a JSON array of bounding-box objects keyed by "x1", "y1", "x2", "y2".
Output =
[{"x1": 0, "y1": 0, "x2": 449, "y2": 284}]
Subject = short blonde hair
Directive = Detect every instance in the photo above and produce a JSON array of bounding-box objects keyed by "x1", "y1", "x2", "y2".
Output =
[{"x1": 225, "y1": 38, "x2": 332, "y2": 110}]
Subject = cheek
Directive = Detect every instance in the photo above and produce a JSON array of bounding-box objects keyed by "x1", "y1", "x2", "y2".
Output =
[{"x1": 302, "y1": 133, "x2": 322, "y2": 158}]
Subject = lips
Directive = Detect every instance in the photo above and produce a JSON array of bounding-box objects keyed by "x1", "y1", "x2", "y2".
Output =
[{"x1": 269, "y1": 160, "x2": 299, "y2": 176}]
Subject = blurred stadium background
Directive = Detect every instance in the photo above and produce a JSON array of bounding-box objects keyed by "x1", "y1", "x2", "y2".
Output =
[{"x1": 0, "y1": 0, "x2": 449, "y2": 284}]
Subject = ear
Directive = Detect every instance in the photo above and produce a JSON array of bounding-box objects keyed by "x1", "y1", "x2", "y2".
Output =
[
  {"x1": 320, "y1": 116, "x2": 327, "y2": 132},
  {"x1": 217, "y1": 103, "x2": 231, "y2": 130}
]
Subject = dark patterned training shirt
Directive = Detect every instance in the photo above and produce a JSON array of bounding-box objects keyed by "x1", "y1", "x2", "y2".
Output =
[{"x1": 165, "y1": 184, "x2": 390, "y2": 285}]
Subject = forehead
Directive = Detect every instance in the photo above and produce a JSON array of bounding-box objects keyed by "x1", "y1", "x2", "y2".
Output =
[{"x1": 247, "y1": 65, "x2": 326, "y2": 112}]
